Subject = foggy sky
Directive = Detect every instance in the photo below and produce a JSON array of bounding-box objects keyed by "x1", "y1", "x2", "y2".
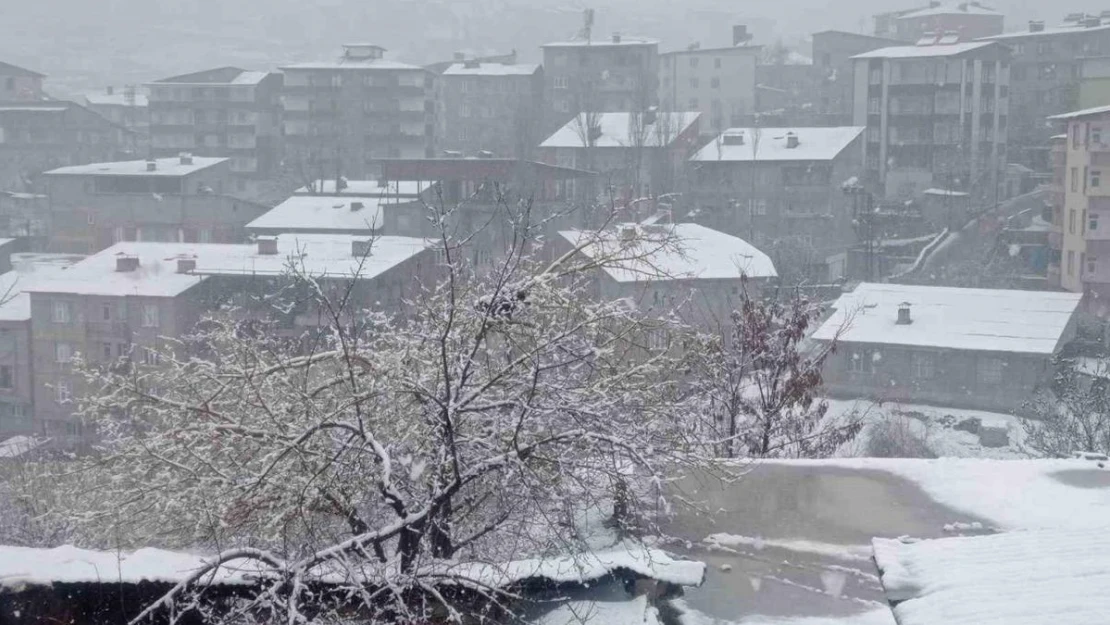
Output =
[{"x1": 0, "y1": 0, "x2": 1095, "y2": 98}]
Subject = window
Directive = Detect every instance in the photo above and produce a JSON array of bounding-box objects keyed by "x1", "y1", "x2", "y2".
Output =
[
  {"x1": 1095, "y1": 126, "x2": 1103, "y2": 146},
  {"x1": 198, "y1": 229, "x2": 212, "y2": 244},
  {"x1": 714, "y1": 57, "x2": 722, "y2": 69},
  {"x1": 690, "y1": 77, "x2": 700, "y2": 88},
  {"x1": 1074, "y1": 124, "x2": 1081, "y2": 150},
  {"x1": 690, "y1": 57, "x2": 699, "y2": 68},
  {"x1": 689, "y1": 97, "x2": 699, "y2": 109},
  {"x1": 460, "y1": 105, "x2": 471, "y2": 118},
  {"x1": 1093, "y1": 170, "x2": 1102, "y2": 188},
  {"x1": 750, "y1": 198, "x2": 768, "y2": 215},
  {"x1": 141, "y1": 304, "x2": 160, "y2": 328},
  {"x1": 0, "y1": 365, "x2": 12, "y2": 390},
  {"x1": 1070, "y1": 209, "x2": 1076, "y2": 234},
  {"x1": 101, "y1": 303, "x2": 112, "y2": 321},
  {"x1": 1083, "y1": 210, "x2": 1088, "y2": 234},
  {"x1": 977, "y1": 358, "x2": 1004, "y2": 385},
  {"x1": 711, "y1": 77, "x2": 720, "y2": 89},
  {"x1": 102, "y1": 342, "x2": 112, "y2": 362},
  {"x1": 51, "y1": 301, "x2": 71, "y2": 324},
  {"x1": 55, "y1": 342, "x2": 73, "y2": 364},
  {"x1": 912, "y1": 352, "x2": 936, "y2": 380},
  {"x1": 1072, "y1": 167, "x2": 1079, "y2": 192},
  {"x1": 1068, "y1": 250, "x2": 1076, "y2": 276},
  {"x1": 850, "y1": 350, "x2": 873, "y2": 374},
  {"x1": 56, "y1": 379, "x2": 72, "y2": 404},
  {"x1": 141, "y1": 347, "x2": 160, "y2": 366},
  {"x1": 868, "y1": 97, "x2": 880, "y2": 114},
  {"x1": 1091, "y1": 212, "x2": 1100, "y2": 231},
  {"x1": 1089, "y1": 255, "x2": 1098, "y2": 275},
  {"x1": 553, "y1": 76, "x2": 569, "y2": 90}
]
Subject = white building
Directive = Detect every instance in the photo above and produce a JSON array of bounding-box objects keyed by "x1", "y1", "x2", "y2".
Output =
[{"x1": 658, "y1": 44, "x2": 760, "y2": 135}]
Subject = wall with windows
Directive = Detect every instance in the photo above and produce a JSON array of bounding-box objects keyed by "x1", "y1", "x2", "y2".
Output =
[
  {"x1": 658, "y1": 47, "x2": 758, "y2": 135},
  {"x1": 821, "y1": 342, "x2": 1052, "y2": 413}
]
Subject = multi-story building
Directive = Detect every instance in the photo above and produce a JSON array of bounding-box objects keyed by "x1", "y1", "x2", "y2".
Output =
[
  {"x1": 658, "y1": 32, "x2": 759, "y2": 136},
  {"x1": 0, "y1": 101, "x2": 135, "y2": 191},
  {"x1": 852, "y1": 38, "x2": 1010, "y2": 200},
  {"x1": 39, "y1": 155, "x2": 268, "y2": 253},
  {"x1": 688, "y1": 126, "x2": 865, "y2": 282},
  {"x1": 1047, "y1": 105, "x2": 1110, "y2": 309},
  {"x1": 1080, "y1": 56, "x2": 1110, "y2": 109},
  {"x1": 0, "y1": 62, "x2": 44, "y2": 101},
  {"x1": 541, "y1": 35, "x2": 660, "y2": 132},
  {"x1": 247, "y1": 180, "x2": 432, "y2": 238},
  {"x1": 281, "y1": 45, "x2": 434, "y2": 181},
  {"x1": 436, "y1": 60, "x2": 543, "y2": 159},
  {"x1": 981, "y1": 16, "x2": 1110, "y2": 169},
  {"x1": 147, "y1": 68, "x2": 283, "y2": 194},
  {"x1": 874, "y1": 2, "x2": 1004, "y2": 42},
  {"x1": 540, "y1": 110, "x2": 701, "y2": 202},
  {"x1": 811, "y1": 31, "x2": 903, "y2": 124},
  {"x1": 23, "y1": 234, "x2": 436, "y2": 438},
  {"x1": 83, "y1": 86, "x2": 149, "y2": 140}
]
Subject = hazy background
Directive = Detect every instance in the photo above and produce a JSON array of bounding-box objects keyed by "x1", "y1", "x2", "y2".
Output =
[{"x1": 0, "y1": 0, "x2": 1090, "y2": 98}]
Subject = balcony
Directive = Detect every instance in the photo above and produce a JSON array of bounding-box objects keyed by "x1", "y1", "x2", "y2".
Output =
[{"x1": 85, "y1": 321, "x2": 132, "y2": 339}]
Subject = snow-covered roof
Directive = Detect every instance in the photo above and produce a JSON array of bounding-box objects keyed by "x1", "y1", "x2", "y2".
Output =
[
  {"x1": 981, "y1": 22, "x2": 1110, "y2": 40},
  {"x1": 442, "y1": 63, "x2": 540, "y2": 76},
  {"x1": 22, "y1": 236, "x2": 431, "y2": 297},
  {"x1": 691, "y1": 127, "x2": 864, "y2": 162},
  {"x1": 541, "y1": 112, "x2": 700, "y2": 149},
  {"x1": 281, "y1": 59, "x2": 423, "y2": 71},
  {"x1": 1048, "y1": 103, "x2": 1110, "y2": 120},
  {"x1": 84, "y1": 93, "x2": 149, "y2": 107},
  {"x1": 543, "y1": 37, "x2": 659, "y2": 48},
  {"x1": 0, "y1": 435, "x2": 46, "y2": 459},
  {"x1": 0, "y1": 106, "x2": 67, "y2": 113},
  {"x1": 0, "y1": 254, "x2": 86, "y2": 321},
  {"x1": 532, "y1": 594, "x2": 660, "y2": 625},
  {"x1": 293, "y1": 179, "x2": 432, "y2": 197},
  {"x1": 922, "y1": 188, "x2": 970, "y2": 197},
  {"x1": 811, "y1": 283, "x2": 1082, "y2": 354},
  {"x1": 247, "y1": 196, "x2": 388, "y2": 234},
  {"x1": 852, "y1": 41, "x2": 996, "y2": 59},
  {"x1": 0, "y1": 545, "x2": 262, "y2": 588},
  {"x1": 43, "y1": 157, "x2": 227, "y2": 177},
  {"x1": 897, "y1": 2, "x2": 1000, "y2": 19},
  {"x1": 559, "y1": 223, "x2": 777, "y2": 283},
  {"x1": 873, "y1": 528, "x2": 1110, "y2": 625}
]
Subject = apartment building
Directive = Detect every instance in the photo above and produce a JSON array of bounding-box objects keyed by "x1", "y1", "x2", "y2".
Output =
[
  {"x1": 281, "y1": 45, "x2": 434, "y2": 181},
  {"x1": 147, "y1": 68, "x2": 283, "y2": 193},
  {"x1": 0, "y1": 101, "x2": 134, "y2": 190},
  {"x1": 874, "y1": 2, "x2": 1004, "y2": 42},
  {"x1": 689, "y1": 126, "x2": 865, "y2": 282},
  {"x1": 40, "y1": 155, "x2": 268, "y2": 253},
  {"x1": 852, "y1": 38, "x2": 1010, "y2": 200},
  {"x1": 0, "y1": 62, "x2": 45, "y2": 101},
  {"x1": 84, "y1": 86, "x2": 149, "y2": 138},
  {"x1": 24, "y1": 234, "x2": 435, "y2": 438},
  {"x1": 658, "y1": 34, "x2": 759, "y2": 136},
  {"x1": 1047, "y1": 106, "x2": 1110, "y2": 309},
  {"x1": 981, "y1": 16, "x2": 1110, "y2": 168},
  {"x1": 436, "y1": 60, "x2": 544, "y2": 159},
  {"x1": 811, "y1": 31, "x2": 902, "y2": 124},
  {"x1": 541, "y1": 35, "x2": 660, "y2": 132}
]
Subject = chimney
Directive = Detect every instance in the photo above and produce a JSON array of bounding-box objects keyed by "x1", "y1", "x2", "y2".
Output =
[
  {"x1": 733, "y1": 25, "x2": 752, "y2": 46},
  {"x1": 351, "y1": 238, "x2": 373, "y2": 257},
  {"x1": 1029, "y1": 20, "x2": 1045, "y2": 32},
  {"x1": 257, "y1": 236, "x2": 278, "y2": 255},
  {"x1": 350, "y1": 201, "x2": 364, "y2": 212},
  {"x1": 145, "y1": 159, "x2": 157, "y2": 172},
  {"x1": 619, "y1": 225, "x2": 638, "y2": 241},
  {"x1": 785, "y1": 131, "x2": 799, "y2": 149},
  {"x1": 453, "y1": 52, "x2": 465, "y2": 61},
  {"x1": 722, "y1": 130, "x2": 745, "y2": 146},
  {"x1": 115, "y1": 253, "x2": 140, "y2": 272},
  {"x1": 179, "y1": 152, "x2": 193, "y2": 165},
  {"x1": 106, "y1": 86, "x2": 114, "y2": 95},
  {"x1": 175, "y1": 256, "x2": 196, "y2": 274},
  {"x1": 612, "y1": 32, "x2": 622, "y2": 44},
  {"x1": 896, "y1": 302, "x2": 913, "y2": 325},
  {"x1": 463, "y1": 59, "x2": 480, "y2": 69}
]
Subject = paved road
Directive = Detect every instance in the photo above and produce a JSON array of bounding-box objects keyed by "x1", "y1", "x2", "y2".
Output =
[{"x1": 663, "y1": 463, "x2": 990, "y2": 623}]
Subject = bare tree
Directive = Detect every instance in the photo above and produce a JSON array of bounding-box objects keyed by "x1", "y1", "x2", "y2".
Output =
[
  {"x1": 49, "y1": 199, "x2": 714, "y2": 624},
  {"x1": 1023, "y1": 356, "x2": 1110, "y2": 457}
]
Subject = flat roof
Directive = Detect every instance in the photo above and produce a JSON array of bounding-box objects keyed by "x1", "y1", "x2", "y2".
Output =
[
  {"x1": 442, "y1": 63, "x2": 540, "y2": 76},
  {"x1": 84, "y1": 92, "x2": 149, "y2": 107},
  {"x1": 43, "y1": 157, "x2": 227, "y2": 177},
  {"x1": 293, "y1": 180, "x2": 432, "y2": 197},
  {"x1": 23, "y1": 235, "x2": 431, "y2": 297},
  {"x1": 541, "y1": 112, "x2": 700, "y2": 149},
  {"x1": 280, "y1": 58, "x2": 423, "y2": 71},
  {"x1": 0, "y1": 254, "x2": 86, "y2": 321},
  {"x1": 247, "y1": 196, "x2": 388, "y2": 233},
  {"x1": 0, "y1": 106, "x2": 67, "y2": 113},
  {"x1": 543, "y1": 37, "x2": 659, "y2": 48},
  {"x1": 691, "y1": 127, "x2": 864, "y2": 162},
  {"x1": 1048, "y1": 103, "x2": 1110, "y2": 120},
  {"x1": 897, "y1": 2, "x2": 1000, "y2": 19},
  {"x1": 852, "y1": 41, "x2": 996, "y2": 59},
  {"x1": 559, "y1": 223, "x2": 776, "y2": 283},
  {"x1": 811, "y1": 282, "x2": 1082, "y2": 354},
  {"x1": 981, "y1": 22, "x2": 1110, "y2": 40},
  {"x1": 153, "y1": 67, "x2": 268, "y2": 85},
  {"x1": 874, "y1": 527, "x2": 1110, "y2": 625}
]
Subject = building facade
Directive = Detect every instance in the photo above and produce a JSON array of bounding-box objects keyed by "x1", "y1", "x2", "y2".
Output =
[
  {"x1": 0, "y1": 62, "x2": 44, "y2": 101},
  {"x1": 982, "y1": 17, "x2": 1110, "y2": 169},
  {"x1": 688, "y1": 126, "x2": 865, "y2": 282},
  {"x1": 436, "y1": 61, "x2": 544, "y2": 159},
  {"x1": 852, "y1": 39, "x2": 1010, "y2": 200},
  {"x1": 658, "y1": 34, "x2": 759, "y2": 135},
  {"x1": 874, "y1": 2, "x2": 1004, "y2": 42},
  {"x1": 811, "y1": 31, "x2": 903, "y2": 125},
  {"x1": 40, "y1": 156, "x2": 268, "y2": 253},
  {"x1": 541, "y1": 35, "x2": 660, "y2": 132},
  {"x1": 281, "y1": 45, "x2": 434, "y2": 181},
  {"x1": 83, "y1": 87, "x2": 150, "y2": 141},
  {"x1": 147, "y1": 68, "x2": 283, "y2": 193}
]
